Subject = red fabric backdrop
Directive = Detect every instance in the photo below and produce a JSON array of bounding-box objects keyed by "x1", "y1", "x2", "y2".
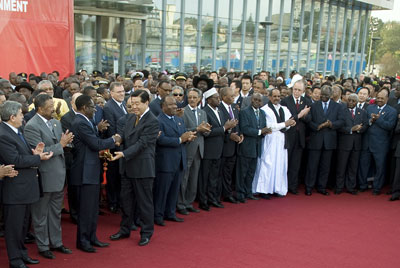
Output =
[{"x1": 0, "y1": 0, "x2": 75, "y2": 80}]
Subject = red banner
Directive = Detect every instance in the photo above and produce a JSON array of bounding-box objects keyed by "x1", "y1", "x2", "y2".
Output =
[{"x1": 0, "y1": 0, "x2": 75, "y2": 80}]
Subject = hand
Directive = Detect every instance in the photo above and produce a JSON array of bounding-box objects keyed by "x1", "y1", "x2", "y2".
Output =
[
  {"x1": 351, "y1": 124, "x2": 363, "y2": 132},
  {"x1": 371, "y1": 113, "x2": 380, "y2": 123},
  {"x1": 261, "y1": 127, "x2": 272, "y2": 135},
  {"x1": 97, "y1": 120, "x2": 109, "y2": 132},
  {"x1": 60, "y1": 130, "x2": 74, "y2": 148},
  {"x1": 158, "y1": 131, "x2": 162, "y2": 138},
  {"x1": 32, "y1": 142, "x2": 45, "y2": 155},
  {"x1": 39, "y1": 151, "x2": 53, "y2": 160},
  {"x1": 298, "y1": 106, "x2": 310, "y2": 119},
  {"x1": 180, "y1": 131, "x2": 197, "y2": 143},
  {"x1": 113, "y1": 134, "x2": 122, "y2": 146},
  {"x1": 0, "y1": 165, "x2": 18, "y2": 178},
  {"x1": 111, "y1": 151, "x2": 124, "y2": 161},
  {"x1": 238, "y1": 134, "x2": 244, "y2": 144},
  {"x1": 196, "y1": 122, "x2": 211, "y2": 133},
  {"x1": 55, "y1": 101, "x2": 62, "y2": 115},
  {"x1": 317, "y1": 121, "x2": 328, "y2": 130},
  {"x1": 224, "y1": 119, "x2": 238, "y2": 131},
  {"x1": 230, "y1": 132, "x2": 241, "y2": 143},
  {"x1": 285, "y1": 118, "x2": 296, "y2": 127},
  {"x1": 326, "y1": 120, "x2": 332, "y2": 128}
]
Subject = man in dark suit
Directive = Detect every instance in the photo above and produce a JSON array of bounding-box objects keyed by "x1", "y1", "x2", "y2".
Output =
[
  {"x1": 236, "y1": 93, "x2": 269, "y2": 202},
  {"x1": 389, "y1": 117, "x2": 400, "y2": 201},
  {"x1": 218, "y1": 87, "x2": 242, "y2": 204},
  {"x1": 358, "y1": 89, "x2": 397, "y2": 194},
  {"x1": 305, "y1": 85, "x2": 344, "y2": 196},
  {"x1": 281, "y1": 79, "x2": 311, "y2": 194},
  {"x1": 335, "y1": 94, "x2": 368, "y2": 195},
  {"x1": 24, "y1": 94, "x2": 74, "y2": 259},
  {"x1": 103, "y1": 82, "x2": 126, "y2": 213},
  {"x1": 387, "y1": 83, "x2": 400, "y2": 107},
  {"x1": 199, "y1": 89, "x2": 237, "y2": 210},
  {"x1": 154, "y1": 95, "x2": 196, "y2": 225},
  {"x1": 70, "y1": 95, "x2": 121, "y2": 253},
  {"x1": 149, "y1": 80, "x2": 172, "y2": 117},
  {"x1": 357, "y1": 87, "x2": 370, "y2": 110},
  {"x1": 0, "y1": 100, "x2": 53, "y2": 268},
  {"x1": 109, "y1": 90, "x2": 159, "y2": 246},
  {"x1": 178, "y1": 88, "x2": 210, "y2": 215}
]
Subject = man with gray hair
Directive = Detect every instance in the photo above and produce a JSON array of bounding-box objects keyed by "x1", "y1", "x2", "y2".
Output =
[
  {"x1": 0, "y1": 100, "x2": 53, "y2": 268},
  {"x1": 28, "y1": 80, "x2": 70, "y2": 120},
  {"x1": 335, "y1": 94, "x2": 368, "y2": 195},
  {"x1": 0, "y1": 79, "x2": 13, "y2": 98}
]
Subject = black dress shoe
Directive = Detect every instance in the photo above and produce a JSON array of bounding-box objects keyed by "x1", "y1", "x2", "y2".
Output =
[
  {"x1": 347, "y1": 190, "x2": 358, "y2": 195},
  {"x1": 92, "y1": 240, "x2": 109, "y2": 247},
  {"x1": 22, "y1": 257, "x2": 39, "y2": 265},
  {"x1": 77, "y1": 245, "x2": 96, "y2": 253},
  {"x1": 359, "y1": 188, "x2": 367, "y2": 192},
  {"x1": 177, "y1": 209, "x2": 189, "y2": 215},
  {"x1": 155, "y1": 220, "x2": 166, "y2": 226},
  {"x1": 165, "y1": 216, "x2": 184, "y2": 222},
  {"x1": 317, "y1": 190, "x2": 329, "y2": 196},
  {"x1": 70, "y1": 217, "x2": 78, "y2": 225},
  {"x1": 247, "y1": 195, "x2": 260, "y2": 200},
  {"x1": 223, "y1": 196, "x2": 239, "y2": 204},
  {"x1": 199, "y1": 204, "x2": 210, "y2": 211},
  {"x1": 61, "y1": 208, "x2": 69, "y2": 214},
  {"x1": 305, "y1": 190, "x2": 312, "y2": 196},
  {"x1": 51, "y1": 245, "x2": 72, "y2": 254},
  {"x1": 187, "y1": 207, "x2": 200, "y2": 213},
  {"x1": 210, "y1": 201, "x2": 224, "y2": 208},
  {"x1": 24, "y1": 232, "x2": 35, "y2": 244},
  {"x1": 138, "y1": 237, "x2": 150, "y2": 246},
  {"x1": 259, "y1": 194, "x2": 271, "y2": 200},
  {"x1": 237, "y1": 198, "x2": 247, "y2": 203},
  {"x1": 9, "y1": 264, "x2": 29, "y2": 268},
  {"x1": 389, "y1": 196, "x2": 400, "y2": 201},
  {"x1": 130, "y1": 224, "x2": 138, "y2": 231},
  {"x1": 334, "y1": 190, "x2": 343, "y2": 195},
  {"x1": 372, "y1": 191, "x2": 381, "y2": 196},
  {"x1": 289, "y1": 189, "x2": 299, "y2": 195},
  {"x1": 110, "y1": 232, "x2": 130, "y2": 241},
  {"x1": 39, "y1": 250, "x2": 55, "y2": 259}
]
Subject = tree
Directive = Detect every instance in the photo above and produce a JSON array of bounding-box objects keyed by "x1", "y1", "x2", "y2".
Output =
[
  {"x1": 376, "y1": 22, "x2": 400, "y2": 61},
  {"x1": 378, "y1": 53, "x2": 400, "y2": 76}
]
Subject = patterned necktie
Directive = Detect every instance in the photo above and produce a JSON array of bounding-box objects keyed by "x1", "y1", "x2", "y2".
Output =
[
  {"x1": 135, "y1": 115, "x2": 140, "y2": 127},
  {"x1": 228, "y1": 106, "x2": 234, "y2": 119},
  {"x1": 120, "y1": 104, "x2": 127, "y2": 114},
  {"x1": 46, "y1": 120, "x2": 53, "y2": 132},
  {"x1": 358, "y1": 103, "x2": 362, "y2": 109},
  {"x1": 351, "y1": 109, "x2": 355, "y2": 119},
  {"x1": 296, "y1": 99, "x2": 299, "y2": 111}
]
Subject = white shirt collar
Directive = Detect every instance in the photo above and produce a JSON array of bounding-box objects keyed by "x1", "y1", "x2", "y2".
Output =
[
  {"x1": 37, "y1": 113, "x2": 50, "y2": 125},
  {"x1": 139, "y1": 108, "x2": 149, "y2": 120},
  {"x1": 207, "y1": 103, "x2": 218, "y2": 111},
  {"x1": 292, "y1": 95, "x2": 300, "y2": 103},
  {"x1": 221, "y1": 101, "x2": 231, "y2": 111},
  {"x1": 112, "y1": 98, "x2": 124, "y2": 106},
  {"x1": 241, "y1": 91, "x2": 249, "y2": 98},
  {"x1": 4, "y1": 122, "x2": 19, "y2": 134}
]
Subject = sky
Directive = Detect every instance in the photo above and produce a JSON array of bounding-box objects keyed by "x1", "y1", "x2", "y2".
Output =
[{"x1": 371, "y1": 0, "x2": 400, "y2": 22}]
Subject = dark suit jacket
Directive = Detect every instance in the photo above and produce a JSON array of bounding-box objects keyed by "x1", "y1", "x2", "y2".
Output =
[
  {"x1": 70, "y1": 114, "x2": 115, "y2": 185},
  {"x1": 219, "y1": 102, "x2": 239, "y2": 157},
  {"x1": 94, "y1": 105, "x2": 104, "y2": 125},
  {"x1": 238, "y1": 106, "x2": 267, "y2": 158},
  {"x1": 24, "y1": 108, "x2": 36, "y2": 122},
  {"x1": 104, "y1": 98, "x2": 126, "y2": 137},
  {"x1": 388, "y1": 97, "x2": 399, "y2": 108},
  {"x1": 281, "y1": 95, "x2": 312, "y2": 149},
  {"x1": 202, "y1": 105, "x2": 225, "y2": 160},
  {"x1": 156, "y1": 113, "x2": 187, "y2": 172},
  {"x1": 60, "y1": 110, "x2": 76, "y2": 132},
  {"x1": 362, "y1": 104, "x2": 397, "y2": 153},
  {"x1": 308, "y1": 100, "x2": 344, "y2": 150},
  {"x1": 149, "y1": 98, "x2": 162, "y2": 117},
  {"x1": 0, "y1": 123, "x2": 41, "y2": 204},
  {"x1": 337, "y1": 106, "x2": 368, "y2": 151},
  {"x1": 394, "y1": 118, "x2": 400, "y2": 157},
  {"x1": 119, "y1": 112, "x2": 159, "y2": 178}
]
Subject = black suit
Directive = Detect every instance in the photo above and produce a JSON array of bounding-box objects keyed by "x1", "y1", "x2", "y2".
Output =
[
  {"x1": 0, "y1": 123, "x2": 41, "y2": 267},
  {"x1": 336, "y1": 107, "x2": 368, "y2": 192},
  {"x1": 305, "y1": 100, "x2": 344, "y2": 192},
  {"x1": 200, "y1": 105, "x2": 225, "y2": 207},
  {"x1": 281, "y1": 95, "x2": 311, "y2": 192},
  {"x1": 70, "y1": 114, "x2": 115, "y2": 249},
  {"x1": 218, "y1": 102, "x2": 239, "y2": 199},
  {"x1": 390, "y1": 119, "x2": 400, "y2": 198},
  {"x1": 117, "y1": 111, "x2": 159, "y2": 239},
  {"x1": 103, "y1": 98, "x2": 127, "y2": 209},
  {"x1": 149, "y1": 98, "x2": 162, "y2": 117}
]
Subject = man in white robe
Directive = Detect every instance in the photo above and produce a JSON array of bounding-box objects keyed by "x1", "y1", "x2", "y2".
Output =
[{"x1": 253, "y1": 89, "x2": 296, "y2": 196}]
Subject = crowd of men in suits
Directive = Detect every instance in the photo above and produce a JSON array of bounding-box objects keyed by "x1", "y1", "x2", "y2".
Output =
[{"x1": 0, "y1": 68, "x2": 399, "y2": 268}]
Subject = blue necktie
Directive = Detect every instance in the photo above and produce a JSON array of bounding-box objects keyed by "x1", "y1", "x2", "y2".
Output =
[
  {"x1": 17, "y1": 130, "x2": 28, "y2": 147},
  {"x1": 323, "y1": 102, "x2": 328, "y2": 114}
]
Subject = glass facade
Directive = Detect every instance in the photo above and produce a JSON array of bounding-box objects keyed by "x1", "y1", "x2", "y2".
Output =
[{"x1": 74, "y1": 0, "x2": 378, "y2": 78}]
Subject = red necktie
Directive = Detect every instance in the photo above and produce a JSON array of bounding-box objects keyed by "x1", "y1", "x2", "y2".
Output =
[
  {"x1": 351, "y1": 109, "x2": 355, "y2": 119},
  {"x1": 296, "y1": 99, "x2": 299, "y2": 110}
]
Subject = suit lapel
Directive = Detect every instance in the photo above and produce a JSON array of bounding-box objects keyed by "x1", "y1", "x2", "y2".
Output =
[
  {"x1": 36, "y1": 116, "x2": 57, "y2": 140},
  {"x1": 162, "y1": 113, "x2": 180, "y2": 135}
]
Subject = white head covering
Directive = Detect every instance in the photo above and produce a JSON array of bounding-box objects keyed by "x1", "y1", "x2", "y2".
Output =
[
  {"x1": 288, "y1": 74, "x2": 303, "y2": 88},
  {"x1": 203, "y1": 87, "x2": 218, "y2": 99}
]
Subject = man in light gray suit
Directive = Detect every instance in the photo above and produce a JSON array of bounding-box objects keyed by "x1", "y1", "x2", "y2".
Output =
[
  {"x1": 177, "y1": 88, "x2": 211, "y2": 215},
  {"x1": 24, "y1": 94, "x2": 74, "y2": 260}
]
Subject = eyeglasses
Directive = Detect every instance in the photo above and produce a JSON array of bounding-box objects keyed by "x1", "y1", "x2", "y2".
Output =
[{"x1": 173, "y1": 93, "x2": 184, "y2": 97}]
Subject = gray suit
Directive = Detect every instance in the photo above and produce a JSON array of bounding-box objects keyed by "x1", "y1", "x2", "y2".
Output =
[
  {"x1": 177, "y1": 105, "x2": 208, "y2": 210},
  {"x1": 24, "y1": 114, "x2": 66, "y2": 252}
]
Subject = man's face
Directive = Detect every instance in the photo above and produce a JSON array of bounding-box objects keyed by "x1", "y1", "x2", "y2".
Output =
[
  {"x1": 84, "y1": 99, "x2": 96, "y2": 119},
  {"x1": 251, "y1": 94, "x2": 263, "y2": 109},
  {"x1": 321, "y1": 90, "x2": 331, "y2": 102},
  {"x1": 134, "y1": 80, "x2": 144, "y2": 91},
  {"x1": 253, "y1": 81, "x2": 264, "y2": 95},
  {"x1": 281, "y1": 88, "x2": 291, "y2": 99},
  {"x1": 172, "y1": 89, "x2": 184, "y2": 102},
  {"x1": 366, "y1": 84, "x2": 375, "y2": 97},
  {"x1": 241, "y1": 79, "x2": 251, "y2": 92},
  {"x1": 110, "y1": 85, "x2": 125, "y2": 102},
  {"x1": 394, "y1": 86, "x2": 400, "y2": 99},
  {"x1": 207, "y1": 94, "x2": 220, "y2": 108},
  {"x1": 42, "y1": 84, "x2": 54, "y2": 98},
  {"x1": 292, "y1": 82, "x2": 304, "y2": 99},
  {"x1": 347, "y1": 96, "x2": 357, "y2": 109},
  {"x1": 187, "y1": 90, "x2": 200, "y2": 108},
  {"x1": 259, "y1": 72, "x2": 267, "y2": 81},
  {"x1": 39, "y1": 99, "x2": 55, "y2": 120},
  {"x1": 162, "y1": 96, "x2": 177, "y2": 116},
  {"x1": 222, "y1": 89, "x2": 235, "y2": 105},
  {"x1": 230, "y1": 83, "x2": 240, "y2": 95},
  {"x1": 130, "y1": 96, "x2": 148, "y2": 116},
  {"x1": 0, "y1": 81, "x2": 13, "y2": 97},
  {"x1": 342, "y1": 91, "x2": 351, "y2": 103},
  {"x1": 10, "y1": 108, "x2": 24, "y2": 128},
  {"x1": 271, "y1": 89, "x2": 281, "y2": 105},
  {"x1": 375, "y1": 91, "x2": 388, "y2": 107},
  {"x1": 69, "y1": 83, "x2": 80, "y2": 95},
  {"x1": 176, "y1": 79, "x2": 186, "y2": 89},
  {"x1": 19, "y1": 88, "x2": 32, "y2": 101},
  {"x1": 343, "y1": 82, "x2": 353, "y2": 91},
  {"x1": 9, "y1": 72, "x2": 17, "y2": 85},
  {"x1": 88, "y1": 89, "x2": 97, "y2": 100},
  {"x1": 312, "y1": 88, "x2": 321, "y2": 101},
  {"x1": 210, "y1": 73, "x2": 218, "y2": 83},
  {"x1": 197, "y1": 80, "x2": 208, "y2": 92},
  {"x1": 158, "y1": 83, "x2": 172, "y2": 98},
  {"x1": 358, "y1": 88, "x2": 369, "y2": 103},
  {"x1": 29, "y1": 80, "x2": 38, "y2": 90}
]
